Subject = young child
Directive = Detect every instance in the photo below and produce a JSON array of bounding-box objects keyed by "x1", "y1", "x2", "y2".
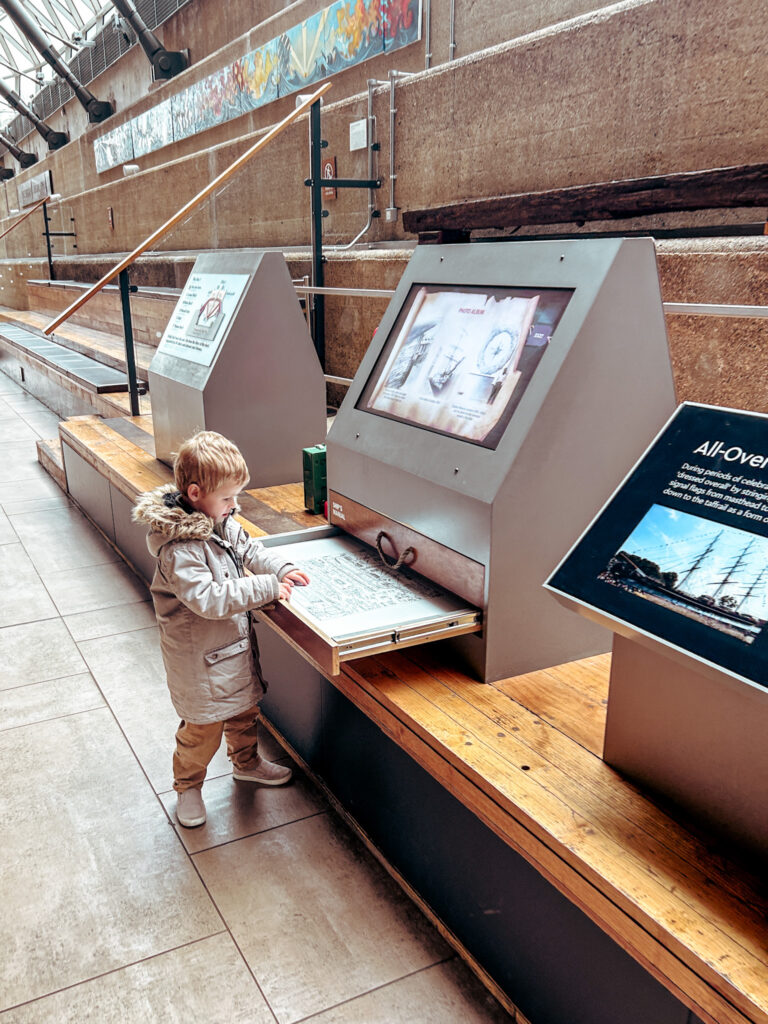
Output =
[{"x1": 132, "y1": 430, "x2": 309, "y2": 828}]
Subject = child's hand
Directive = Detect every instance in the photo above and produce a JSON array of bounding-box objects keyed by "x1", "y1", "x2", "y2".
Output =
[
  {"x1": 278, "y1": 580, "x2": 294, "y2": 601},
  {"x1": 284, "y1": 569, "x2": 310, "y2": 587}
]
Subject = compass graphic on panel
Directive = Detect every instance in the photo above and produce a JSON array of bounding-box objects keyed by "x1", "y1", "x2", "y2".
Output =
[{"x1": 476, "y1": 328, "x2": 518, "y2": 375}]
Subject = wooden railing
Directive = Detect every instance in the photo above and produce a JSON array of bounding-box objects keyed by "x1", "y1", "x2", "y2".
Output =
[
  {"x1": 0, "y1": 196, "x2": 51, "y2": 244},
  {"x1": 43, "y1": 81, "x2": 332, "y2": 337}
]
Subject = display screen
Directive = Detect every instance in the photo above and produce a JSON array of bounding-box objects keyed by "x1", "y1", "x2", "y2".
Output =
[
  {"x1": 548, "y1": 404, "x2": 768, "y2": 691},
  {"x1": 356, "y1": 283, "x2": 574, "y2": 449}
]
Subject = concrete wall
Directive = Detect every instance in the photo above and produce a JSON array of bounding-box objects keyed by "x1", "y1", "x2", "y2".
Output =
[
  {"x1": 1, "y1": 0, "x2": 621, "y2": 173},
  {"x1": 0, "y1": 0, "x2": 765, "y2": 417},
  {"x1": 0, "y1": 0, "x2": 764, "y2": 263}
]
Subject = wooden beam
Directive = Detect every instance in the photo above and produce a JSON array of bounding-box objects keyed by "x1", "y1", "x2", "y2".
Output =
[{"x1": 402, "y1": 163, "x2": 768, "y2": 235}]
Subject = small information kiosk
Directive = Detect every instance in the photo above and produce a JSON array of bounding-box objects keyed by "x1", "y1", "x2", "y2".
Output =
[
  {"x1": 149, "y1": 250, "x2": 326, "y2": 485},
  {"x1": 547, "y1": 403, "x2": 768, "y2": 860},
  {"x1": 257, "y1": 237, "x2": 676, "y2": 684}
]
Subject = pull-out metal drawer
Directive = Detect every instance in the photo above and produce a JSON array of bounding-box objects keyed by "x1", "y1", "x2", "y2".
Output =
[{"x1": 257, "y1": 527, "x2": 482, "y2": 677}]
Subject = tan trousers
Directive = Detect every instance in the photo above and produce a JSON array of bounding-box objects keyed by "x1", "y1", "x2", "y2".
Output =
[{"x1": 173, "y1": 704, "x2": 262, "y2": 792}]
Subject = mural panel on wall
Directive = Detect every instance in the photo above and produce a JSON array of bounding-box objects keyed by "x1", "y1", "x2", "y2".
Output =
[
  {"x1": 94, "y1": 0, "x2": 421, "y2": 173},
  {"x1": 238, "y1": 40, "x2": 280, "y2": 112},
  {"x1": 133, "y1": 99, "x2": 174, "y2": 157},
  {"x1": 94, "y1": 120, "x2": 133, "y2": 172}
]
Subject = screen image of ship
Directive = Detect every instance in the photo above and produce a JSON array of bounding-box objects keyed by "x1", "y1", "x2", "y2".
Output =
[{"x1": 600, "y1": 504, "x2": 768, "y2": 644}]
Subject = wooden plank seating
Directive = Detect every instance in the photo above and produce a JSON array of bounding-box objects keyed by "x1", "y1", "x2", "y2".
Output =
[
  {"x1": 58, "y1": 414, "x2": 318, "y2": 538},
  {"x1": 53, "y1": 414, "x2": 768, "y2": 1024}
]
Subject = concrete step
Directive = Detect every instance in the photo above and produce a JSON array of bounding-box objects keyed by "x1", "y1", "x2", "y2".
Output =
[
  {"x1": 0, "y1": 308, "x2": 155, "y2": 379},
  {"x1": 26, "y1": 279, "x2": 179, "y2": 348},
  {"x1": 36, "y1": 435, "x2": 66, "y2": 492},
  {"x1": 0, "y1": 323, "x2": 151, "y2": 421}
]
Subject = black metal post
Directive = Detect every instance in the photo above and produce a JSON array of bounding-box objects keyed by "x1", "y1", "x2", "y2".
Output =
[
  {"x1": 119, "y1": 268, "x2": 141, "y2": 416},
  {"x1": 42, "y1": 202, "x2": 54, "y2": 280},
  {"x1": 309, "y1": 99, "x2": 325, "y2": 369}
]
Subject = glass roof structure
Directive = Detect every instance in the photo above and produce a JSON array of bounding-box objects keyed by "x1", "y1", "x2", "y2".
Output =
[{"x1": 0, "y1": 0, "x2": 115, "y2": 127}]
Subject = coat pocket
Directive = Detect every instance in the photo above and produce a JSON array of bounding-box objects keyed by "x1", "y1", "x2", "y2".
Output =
[
  {"x1": 204, "y1": 636, "x2": 250, "y2": 665},
  {"x1": 203, "y1": 636, "x2": 254, "y2": 700}
]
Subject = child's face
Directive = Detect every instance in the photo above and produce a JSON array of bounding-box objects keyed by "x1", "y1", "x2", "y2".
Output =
[{"x1": 187, "y1": 477, "x2": 244, "y2": 522}]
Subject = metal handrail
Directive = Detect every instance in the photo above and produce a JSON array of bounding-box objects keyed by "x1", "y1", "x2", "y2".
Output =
[
  {"x1": 42, "y1": 81, "x2": 332, "y2": 337},
  {"x1": 295, "y1": 285, "x2": 396, "y2": 299},
  {"x1": 294, "y1": 285, "x2": 768, "y2": 318},
  {"x1": 662, "y1": 302, "x2": 768, "y2": 318}
]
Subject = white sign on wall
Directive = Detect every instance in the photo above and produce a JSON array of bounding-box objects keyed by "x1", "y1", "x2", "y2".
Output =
[{"x1": 156, "y1": 272, "x2": 250, "y2": 366}]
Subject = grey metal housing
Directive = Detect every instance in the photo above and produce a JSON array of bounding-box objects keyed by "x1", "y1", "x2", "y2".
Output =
[
  {"x1": 327, "y1": 238, "x2": 677, "y2": 682},
  {"x1": 149, "y1": 250, "x2": 327, "y2": 487}
]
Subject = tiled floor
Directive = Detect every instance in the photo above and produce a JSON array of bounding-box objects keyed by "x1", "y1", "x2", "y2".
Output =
[{"x1": 0, "y1": 377, "x2": 513, "y2": 1023}]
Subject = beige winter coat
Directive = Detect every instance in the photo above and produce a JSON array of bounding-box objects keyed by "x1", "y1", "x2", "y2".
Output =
[{"x1": 132, "y1": 484, "x2": 294, "y2": 724}]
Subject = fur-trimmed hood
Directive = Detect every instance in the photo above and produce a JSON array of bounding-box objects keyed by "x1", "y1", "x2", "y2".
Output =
[{"x1": 132, "y1": 483, "x2": 236, "y2": 554}]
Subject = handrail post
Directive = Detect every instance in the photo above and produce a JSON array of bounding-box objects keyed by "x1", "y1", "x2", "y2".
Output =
[
  {"x1": 118, "y1": 268, "x2": 141, "y2": 416},
  {"x1": 309, "y1": 98, "x2": 325, "y2": 369},
  {"x1": 42, "y1": 201, "x2": 54, "y2": 280}
]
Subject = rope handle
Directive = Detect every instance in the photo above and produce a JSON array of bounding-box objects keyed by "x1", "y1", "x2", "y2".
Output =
[{"x1": 376, "y1": 531, "x2": 415, "y2": 571}]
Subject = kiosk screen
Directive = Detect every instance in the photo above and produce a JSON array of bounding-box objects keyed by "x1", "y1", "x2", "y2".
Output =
[
  {"x1": 356, "y1": 283, "x2": 574, "y2": 448},
  {"x1": 548, "y1": 404, "x2": 768, "y2": 691}
]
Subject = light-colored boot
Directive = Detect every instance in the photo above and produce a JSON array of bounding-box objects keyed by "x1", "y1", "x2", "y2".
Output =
[
  {"x1": 176, "y1": 787, "x2": 206, "y2": 827},
  {"x1": 232, "y1": 755, "x2": 292, "y2": 786}
]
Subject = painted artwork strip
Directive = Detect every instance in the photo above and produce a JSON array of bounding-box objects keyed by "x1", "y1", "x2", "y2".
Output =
[
  {"x1": 132, "y1": 98, "x2": 174, "y2": 157},
  {"x1": 94, "y1": 0, "x2": 421, "y2": 172},
  {"x1": 94, "y1": 120, "x2": 134, "y2": 173}
]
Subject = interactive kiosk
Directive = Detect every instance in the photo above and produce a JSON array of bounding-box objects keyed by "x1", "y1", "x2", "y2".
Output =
[
  {"x1": 547, "y1": 403, "x2": 768, "y2": 860},
  {"x1": 148, "y1": 250, "x2": 326, "y2": 485},
  {"x1": 257, "y1": 237, "x2": 676, "y2": 685}
]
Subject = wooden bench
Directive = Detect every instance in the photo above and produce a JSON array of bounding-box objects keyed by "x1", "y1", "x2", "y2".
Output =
[{"x1": 52, "y1": 414, "x2": 768, "y2": 1024}]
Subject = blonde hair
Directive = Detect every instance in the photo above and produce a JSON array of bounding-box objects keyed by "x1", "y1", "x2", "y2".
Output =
[{"x1": 173, "y1": 431, "x2": 249, "y2": 495}]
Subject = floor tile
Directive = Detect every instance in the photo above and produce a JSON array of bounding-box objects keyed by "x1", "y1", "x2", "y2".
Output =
[
  {"x1": 1, "y1": 494, "x2": 72, "y2": 516},
  {"x1": 305, "y1": 959, "x2": 513, "y2": 1023},
  {"x1": 0, "y1": 544, "x2": 58, "y2": 627},
  {"x1": 64, "y1": 599, "x2": 156, "y2": 641},
  {"x1": 194, "y1": 813, "x2": 449, "y2": 1023},
  {"x1": 0, "y1": 418, "x2": 39, "y2": 444},
  {"x1": 0, "y1": 672, "x2": 104, "y2": 731},
  {"x1": 0, "y1": 709, "x2": 222, "y2": 1009},
  {"x1": 15, "y1": 409, "x2": 62, "y2": 437},
  {"x1": 0, "y1": 507, "x2": 16, "y2": 544},
  {"x1": 0, "y1": 617, "x2": 87, "y2": 689},
  {"x1": 0, "y1": 403, "x2": 24, "y2": 420},
  {"x1": 160, "y1": 764, "x2": 327, "y2": 853},
  {"x1": 78, "y1": 626, "x2": 232, "y2": 791},
  {"x1": 0, "y1": 933, "x2": 273, "y2": 1024},
  {"x1": 0, "y1": 471, "x2": 63, "y2": 503},
  {"x1": 38, "y1": 559, "x2": 148, "y2": 615},
  {"x1": 0, "y1": 443, "x2": 41, "y2": 480},
  {"x1": 0, "y1": 378, "x2": 25, "y2": 396},
  {"x1": 10, "y1": 504, "x2": 120, "y2": 573}
]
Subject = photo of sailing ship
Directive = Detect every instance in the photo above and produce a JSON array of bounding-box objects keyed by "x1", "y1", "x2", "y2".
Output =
[{"x1": 601, "y1": 504, "x2": 768, "y2": 644}]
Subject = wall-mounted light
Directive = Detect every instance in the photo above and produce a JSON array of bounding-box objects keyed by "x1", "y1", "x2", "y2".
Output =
[{"x1": 122, "y1": 163, "x2": 139, "y2": 175}]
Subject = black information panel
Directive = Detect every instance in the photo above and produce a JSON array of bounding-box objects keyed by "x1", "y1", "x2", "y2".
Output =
[{"x1": 548, "y1": 404, "x2": 768, "y2": 691}]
